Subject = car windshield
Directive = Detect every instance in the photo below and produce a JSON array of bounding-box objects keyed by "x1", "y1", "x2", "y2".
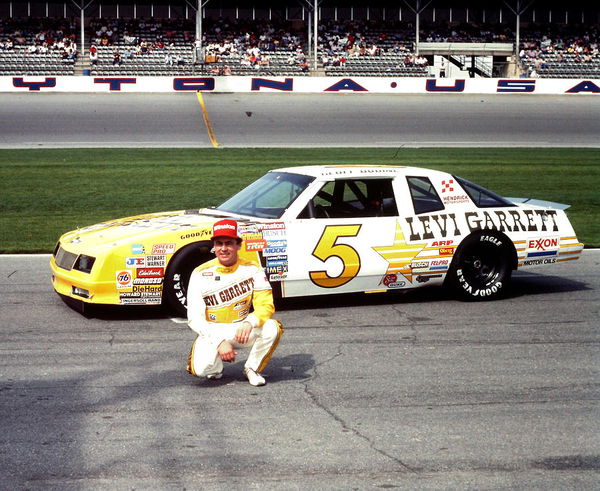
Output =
[{"x1": 216, "y1": 171, "x2": 315, "y2": 218}]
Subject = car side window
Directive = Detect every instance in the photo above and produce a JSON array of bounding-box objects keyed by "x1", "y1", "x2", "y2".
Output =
[
  {"x1": 299, "y1": 179, "x2": 398, "y2": 219},
  {"x1": 407, "y1": 176, "x2": 445, "y2": 214},
  {"x1": 454, "y1": 175, "x2": 516, "y2": 208}
]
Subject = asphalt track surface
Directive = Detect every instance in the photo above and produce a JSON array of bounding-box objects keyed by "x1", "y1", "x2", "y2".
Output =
[
  {"x1": 1, "y1": 92, "x2": 600, "y2": 148},
  {"x1": 1, "y1": 91, "x2": 599, "y2": 488},
  {"x1": 1, "y1": 252, "x2": 599, "y2": 489}
]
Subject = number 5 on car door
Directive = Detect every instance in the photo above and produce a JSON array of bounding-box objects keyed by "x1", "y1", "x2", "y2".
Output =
[{"x1": 309, "y1": 224, "x2": 362, "y2": 288}]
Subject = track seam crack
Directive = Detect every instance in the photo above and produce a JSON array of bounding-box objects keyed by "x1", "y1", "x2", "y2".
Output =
[{"x1": 303, "y1": 344, "x2": 417, "y2": 473}]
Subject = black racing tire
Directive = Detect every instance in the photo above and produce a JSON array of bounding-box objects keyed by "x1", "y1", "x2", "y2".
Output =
[
  {"x1": 163, "y1": 241, "x2": 213, "y2": 317},
  {"x1": 447, "y1": 231, "x2": 514, "y2": 301}
]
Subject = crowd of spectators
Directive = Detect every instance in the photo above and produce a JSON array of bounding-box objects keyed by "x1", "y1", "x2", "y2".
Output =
[
  {"x1": 1, "y1": 15, "x2": 599, "y2": 78},
  {"x1": 0, "y1": 17, "x2": 79, "y2": 61},
  {"x1": 419, "y1": 21, "x2": 514, "y2": 43},
  {"x1": 199, "y1": 18, "x2": 309, "y2": 73},
  {"x1": 318, "y1": 19, "x2": 420, "y2": 69},
  {"x1": 518, "y1": 24, "x2": 599, "y2": 77}
]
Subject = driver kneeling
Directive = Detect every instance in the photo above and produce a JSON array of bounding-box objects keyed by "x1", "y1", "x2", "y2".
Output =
[{"x1": 186, "y1": 219, "x2": 283, "y2": 387}]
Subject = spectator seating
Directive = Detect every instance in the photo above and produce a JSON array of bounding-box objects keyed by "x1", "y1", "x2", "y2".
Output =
[
  {"x1": 1, "y1": 16, "x2": 598, "y2": 79},
  {"x1": 0, "y1": 48, "x2": 74, "y2": 75},
  {"x1": 518, "y1": 24, "x2": 600, "y2": 78},
  {"x1": 0, "y1": 18, "x2": 76, "y2": 75}
]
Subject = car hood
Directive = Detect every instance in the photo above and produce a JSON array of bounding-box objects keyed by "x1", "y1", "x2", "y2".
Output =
[{"x1": 59, "y1": 209, "x2": 235, "y2": 251}]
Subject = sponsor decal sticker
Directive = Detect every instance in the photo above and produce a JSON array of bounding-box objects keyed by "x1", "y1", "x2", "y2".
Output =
[
  {"x1": 266, "y1": 239, "x2": 287, "y2": 248},
  {"x1": 132, "y1": 244, "x2": 145, "y2": 255},
  {"x1": 373, "y1": 223, "x2": 427, "y2": 283},
  {"x1": 126, "y1": 256, "x2": 146, "y2": 268},
  {"x1": 120, "y1": 292, "x2": 141, "y2": 298},
  {"x1": 133, "y1": 278, "x2": 163, "y2": 285},
  {"x1": 382, "y1": 273, "x2": 406, "y2": 288},
  {"x1": 256, "y1": 222, "x2": 285, "y2": 230},
  {"x1": 137, "y1": 267, "x2": 164, "y2": 278},
  {"x1": 440, "y1": 247, "x2": 455, "y2": 256},
  {"x1": 245, "y1": 239, "x2": 267, "y2": 251},
  {"x1": 180, "y1": 230, "x2": 211, "y2": 240},
  {"x1": 405, "y1": 210, "x2": 560, "y2": 242},
  {"x1": 116, "y1": 270, "x2": 133, "y2": 289},
  {"x1": 132, "y1": 285, "x2": 162, "y2": 293},
  {"x1": 242, "y1": 232, "x2": 263, "y2": 241},
  {"x1": 527, "y1": 237, "x2": 559, "y2": 251},
  {"x1": 263, "y1": 247, "x2": 287, "y2": 256},
  {"x1": 266, "y1": 264, "x2": 288, "y2": 275},
  {"x1": 430, "y1": 259, "x2": 450, "y2": 271},
  {"x1": 266, "y1": 254, "x2": 287, "y2": 262},
  {"x1": 441, "y1": 179, "x2": 454, "y2": 192},
  {"x1": 522, "y1": 257, "x2": 557, "y2": 266},
  {"x1": 411, "y1": 261, "x2": 429, "y2": 269},
  {"x1": 443, "y1": 194, "x2": 470, "y2": 205},
  {"x1": 526, "y1": 250, "x2": 558, "y2": 258},
  {"x1": 261, "y1": 229, "x2": 286, "y2": 239},
  {"x1": 146, "y1": 255, "x2": 167, "y2": 267},
  {"x1": 120, "y1": 298, "x2": 145, "y2": 305},
  {"x1": 152, "y1": 243, "x2": 176, "y2": 254},
  {"x1": 269, "y1": 273, "x2": 287, "y2": 281}
]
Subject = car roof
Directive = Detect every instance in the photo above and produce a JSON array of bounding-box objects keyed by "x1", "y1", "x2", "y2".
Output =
[{"x1": 272, "y1": 164, "x2": 450, "y2": 180}]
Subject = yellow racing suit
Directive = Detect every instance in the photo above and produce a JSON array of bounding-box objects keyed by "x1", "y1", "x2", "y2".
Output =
[{"x1": 186, "y1": 257, "x2": 283, "y2": 378}]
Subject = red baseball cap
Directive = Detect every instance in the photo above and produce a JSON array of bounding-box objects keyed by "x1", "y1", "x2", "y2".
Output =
[{"x1": 211, "y1": 219, "x2": 242, "y2": 241}]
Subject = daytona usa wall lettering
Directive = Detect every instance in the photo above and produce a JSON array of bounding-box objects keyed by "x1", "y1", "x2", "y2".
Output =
[{"x1": 405, "y1": 210, "x2": 559, "y2": 241}]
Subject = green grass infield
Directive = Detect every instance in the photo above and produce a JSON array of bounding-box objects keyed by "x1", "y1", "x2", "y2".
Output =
[{"x1": 0, "y1": 147, "x2": 598, "y2": 253}]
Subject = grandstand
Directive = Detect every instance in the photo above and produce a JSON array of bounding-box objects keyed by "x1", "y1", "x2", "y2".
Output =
[{"x1": 0, "y1": 1, "x2": 598, "y2": 78}]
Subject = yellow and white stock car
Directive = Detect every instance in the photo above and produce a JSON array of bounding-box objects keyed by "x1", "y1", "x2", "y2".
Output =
[{"x1": 51, "y1": 165, "x2": 583, "y2": 316}]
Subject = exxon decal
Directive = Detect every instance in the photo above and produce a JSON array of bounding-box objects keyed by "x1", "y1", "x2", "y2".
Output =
[{"x1": 528, "y1": 237, "x2": 559, "y2": 251}]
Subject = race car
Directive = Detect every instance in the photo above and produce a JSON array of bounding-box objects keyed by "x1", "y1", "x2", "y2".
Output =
[{"x1": 51, "y1": 165, "x2": 583, "y2": 316}]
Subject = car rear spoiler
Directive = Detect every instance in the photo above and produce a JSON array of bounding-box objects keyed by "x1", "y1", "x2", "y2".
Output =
[{"x1": 505, "y1": 197, "x2": 571, "y2": 210}]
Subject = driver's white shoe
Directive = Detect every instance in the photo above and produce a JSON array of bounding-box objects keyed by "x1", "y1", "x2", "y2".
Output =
[{"x1": 244, "y1": 368, "x2": 266, "y2": 386}]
